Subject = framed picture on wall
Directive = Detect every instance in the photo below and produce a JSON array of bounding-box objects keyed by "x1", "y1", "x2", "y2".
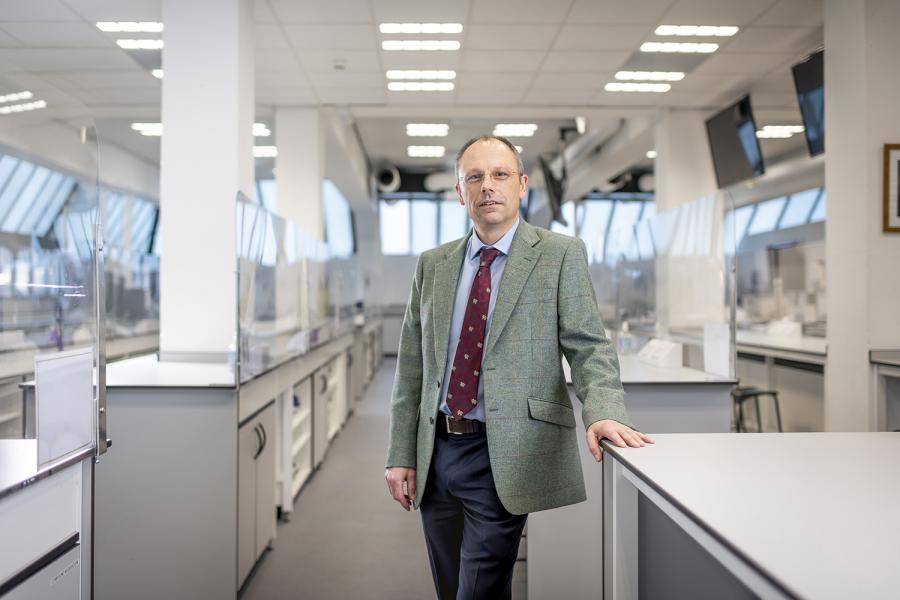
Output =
[{"x1": 884, "y1": 143, "x2": 900, "y2": 232}]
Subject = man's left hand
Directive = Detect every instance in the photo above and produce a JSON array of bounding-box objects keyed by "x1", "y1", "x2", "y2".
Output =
[{"x1": 586, "y1": 420, "x2": 654, "y2": 462}]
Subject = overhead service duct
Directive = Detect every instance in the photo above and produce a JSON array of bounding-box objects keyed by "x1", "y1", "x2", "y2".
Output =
[
  {"x1": 375, "y1": 162, "x2": 401, "y2": 193},
  {"x1": 423, "y1": 171, "x2": 458, "y2": 192}
]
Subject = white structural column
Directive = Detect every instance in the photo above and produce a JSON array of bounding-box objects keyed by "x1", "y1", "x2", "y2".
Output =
[
  {"x1": 275, "y1": 108, "x2": 324, "y2": 240},
  {"x1": 652, "y1": 110, "x2": 722, "y2": 336},
  {"x1": 824, "y1": 0, "x2": 900, "y2": 430},
  {"x1": 159, "y1": 0, "x2": 254, "y2": 360}
]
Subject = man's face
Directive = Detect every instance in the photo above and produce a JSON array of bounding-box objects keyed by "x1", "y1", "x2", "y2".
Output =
[{"x1": 456, "y1": 139, "x2": 528, "y2": 232}]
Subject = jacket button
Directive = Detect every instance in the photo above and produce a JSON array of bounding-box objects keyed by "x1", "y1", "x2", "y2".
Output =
[
  {"x1": 429, "y1": 416, "x2": 434, "y2": 425},
  {"x1": 436, "y1": 380, "x2": 441, "y2": 388}
]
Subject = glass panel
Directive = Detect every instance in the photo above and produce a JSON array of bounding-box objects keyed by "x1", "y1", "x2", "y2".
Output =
[
  {"x1": 3, "y1": 165, "x2": 50, "y2": 232},
  {"x1": 258, "y1": 179, "x2": 276, "y2": 212},
  {"x1": 0, "y1": 155, "x2": 19, "y2": 191},
  {"x1": 578, "y1": 199, "x2": 614, "y2": 263},
  {"x1": 809, "y1": 189, "x2": 826, "y2": 223},
  {"x1": 0, "y1": 160, "x2": 35, "y2": 223},
  {"x1": 380, "y1": 200, "x2": 410, "y2": 255},
  {"x1": 746, "y1": 196, "x2": 786, "y2": 235},
  {"x1": 439, "y1": 199, "x2": 468, "y2": 244},
  {"x1": 551, "y1": 202, "x2": 576, "y2": 235},
  {"x1": 323, "y1": 179, "x2": 354, "y2": 258},
  {"x1": 34, "y1": 177, "x2": 75, "y2": 237},
  {"x1": 411, "y1": 200, "x2": 438, "y2": 254},
  {"x1": 778, "y1": 188, "x2": 820, "y2": 229},
  {"x1": 605, "y1": 201, "x2": 644, "y2": 257},
  {"x1": 17, "y1": 171, "x2": 62, "y2": 234}
]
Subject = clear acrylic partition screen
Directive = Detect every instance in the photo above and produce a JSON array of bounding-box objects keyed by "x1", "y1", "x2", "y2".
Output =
[
  {"x1": 595, "y1": 191, "x2": 737, "y2": 377},
  {"x1": 0, "y1": 90, "x2": 104, "y2": 452}
]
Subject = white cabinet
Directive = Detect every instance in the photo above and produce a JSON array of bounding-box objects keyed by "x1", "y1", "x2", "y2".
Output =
[
  {"x1": 312, "y1": 367, "x2": 331, "y2": 469},
  {"x1": 289, "y1": 378, "x2": 313, "y2": 501},
  {"x1": 237, "y1": 402, "x2": 276, "y2": 589}
]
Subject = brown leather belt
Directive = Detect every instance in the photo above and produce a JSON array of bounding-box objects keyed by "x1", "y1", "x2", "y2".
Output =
[{"x1": 440, "y1": 414, "x2": 486, "y2": 436}]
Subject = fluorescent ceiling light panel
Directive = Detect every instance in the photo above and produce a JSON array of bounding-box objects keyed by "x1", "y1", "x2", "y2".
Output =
[
  {"x1": 493, "y1": 123, "x2": 538, "y2": 137},
  {"x1": 0, "y1": 99, "x2": 46, "y2": 115},
  {"x1": 655, "y1": 25, "x2": 738, "y2": 37},
  {"x1": 756, "y1": 125, "x2": 805, "y2": 139},
  {"x1": 117, "y1": 39, "x2": 164, "y2": 50},
  {"x1": 388, "y1": 81, "x2": 454, "y2": 91},
  {"x1": 131, "y1": 122, "x2": 163, "y2": 136},
  {"x1": 151, "y1": 69, "x2": 163, "y2": 79},
  {"x1": 380, "y1": 23, "x2": 463, "y2": 34},
  {"x1": 386, "y1": 70, "x2": 456, "y2": 80},
  {"x1": 407, "y1": 145, "x2": 445, "y2": 158},
  {"x1": 254, "y1": 146, "x2": 278, "y2": 158},
  {"x1": 96, "y1": 21, "x2": 164, "y2": 33},
  {"x1": 406, "y1": 123, "x2": 449, "y2": 137},
  {"x1": 0, "y1": 91, "x2": 33, "y2": 103},
  {"x1": 605, "y1": 82, "x2": 671, "y2": 92},
  {"x1": 646, "y1": 150, "x2": 658, "y2": 159},
  {"x1": 640, "y1": 42, "x2": 718, "y2": 53},
  {"x1": 616, "y1": 71, "x2": 684, "y2": 81},
  {"x1": 253, "y1": 123, "x2": 271, "y2": 137},
  {"x1": 382, "y1": 40, "x2": 460, "y2": 51}
]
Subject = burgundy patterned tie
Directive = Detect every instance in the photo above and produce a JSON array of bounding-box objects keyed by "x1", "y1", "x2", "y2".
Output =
[{"x1": 446, "y1": 247, "x2": 501, "y2": 420}]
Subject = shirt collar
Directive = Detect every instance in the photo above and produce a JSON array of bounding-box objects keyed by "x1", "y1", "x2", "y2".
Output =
[{"x1": 467, "y1": 218, "x2": 520, "y2": 261}]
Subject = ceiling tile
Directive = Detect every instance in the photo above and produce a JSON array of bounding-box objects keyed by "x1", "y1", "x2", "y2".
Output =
[
  {"x1": 0, "y1": 29, "x2": 20, "y2": 47},
  {"x1": 541, "y1": 50, "x2": 629, "y2": 72},
  {"x1": 460, "y1": 50, "x2": 545, "y2": 72},
  {"x1": 470, "y1": 0, "x2": 573, "y2": 25},
  {"x1": 456, "y1": 72, "x2": 533, "y2": 88},
  {"x1": 256, "y1": 70, "x2": 308, "y2": 88},
  {"x1": 720, "y1": 26, "x2": 820, "y2": 54},
  {"x1": 0, "y1": 22, "x2": 111, "y2": 48},
  {"x1": 318, "y1": 86, "x2": 385, "y2": 104},
  {"x1": 567, "y1": 0, "x2": 673, "y2": 25},
  {"x1": 380, "y1": 51, "x2": 458, "y2": 70},
  {"x1": 530, "y1": 71, "x2": 608, "y2": 90},
  {"x1": 255, "y1": 24, "x2": 290, "y2": 50},
  {"x1": 0, "y1": 0, "x2": 79, "y2": 21},
  {"x1": 61, "y1": 0, "x2": 160, "y2": 21},
  {"x1": 748, "y1": 91, "x2": 798, "y2": 108},
  {"x1": 256, "y1": 49, "x2": 300, "y2": 70},
  {"x1": 257, "y1": 87, "x2": 318, "y2": 105},
  {"x1": 0, "y1": 48, "x2": 137, "y2": 73},
  {"x1": 465, "y1": 25, "x2": 558, "y2": 51},
  {"x1": 454, "y1": 87, "x2": 526, "y2": 104},
  {"x1": 522, "y1": 88, "x2": 595, "y2": 105},
  {"x1": 754, "y1": 0, "x2": 823, "y2": 27},
  {"x1": 305, "y1": 70, "x2": 385, "y2": 87},
  {"x1": 660, "y1": 0, "x2": 777, "y2": 27},
  {"x1": 371, "y1": 0, "x2": 470, "y2": 23},
  {"x1": 301, "y1": 49, "x2": 381, "y2": 71},
  {"x1": 552, "y1": 25, "x2": 650, "y2": 51},
  {"x1": 691, "y1": 52, "x2": 793, "y2": 75},
  {"x1": 386, "y1": 90, "x2": 455, "y2": 106},
  {"x1": 55, "y1": 69, "x2": 158, "y2": 89},
  {"x1": 269, "y1": 0, "x2": 373, "y2": 23},
  {"x1": 589, "y1": 89, "x2": 698, "y2": 107},
  {"x1": 284, "y1": 24, "x2": 377, "y2": 50},
  {"x1": 75, "y1": 86, "x2": 159, "y2": 105},
  {"x1": 255, "y1": 0, "x2": 278, "y2": 23},
  {"x1": 674, "y1": 73, "x2": 746, "y2": 94}
]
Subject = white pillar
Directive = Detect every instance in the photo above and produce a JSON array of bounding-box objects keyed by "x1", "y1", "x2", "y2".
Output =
[
  {"x1": 275, "y1": 107, "x2": 324, "y2": 240},
  {"x1": 159, "y1": 0, "x2": 254, "y2": 360},
  {"x1": 654, "y1": 110, "x2": 718, "y2": 212},
  {"x1": 824, "y1": 0, "x2": 900, "y2": 430},
  {"x1": 652, "y1": 110, "x2": 723, "y2": 337}
]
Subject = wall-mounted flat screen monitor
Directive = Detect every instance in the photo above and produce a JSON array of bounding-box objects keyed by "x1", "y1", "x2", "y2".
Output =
[
  {"x1": 705, "y1": 95, "x2": 765, "y2": 189},
  {"x1": 792, "y1": 50, "x2": 824, "y2": 157}
]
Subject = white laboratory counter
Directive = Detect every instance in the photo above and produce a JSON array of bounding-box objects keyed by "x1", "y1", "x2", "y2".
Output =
[
  {"x1": 0, "y1": 440, "x2": 93, "y2": 598},
  {"x1": 603, "y1": 432, "x2": 900, "y2": 599},
  {"x1": 106, "y1": 353, "x2": 236, "y2": 388},
  {"x1": 871, "y1": 350, "x2": 900, "y2": 431},
  {"x1": 530, "y1": 356, "x2": 735, "y2": 599}
]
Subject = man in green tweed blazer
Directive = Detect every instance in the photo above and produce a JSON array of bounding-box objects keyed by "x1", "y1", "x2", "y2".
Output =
[{"x1": 385, "y1": 135, "x2": 653, "y2": 599}]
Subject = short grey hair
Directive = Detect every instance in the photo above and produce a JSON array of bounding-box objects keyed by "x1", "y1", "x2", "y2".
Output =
[{"x1": 455, "y1": 135, "x2": 525, "y2": 178}]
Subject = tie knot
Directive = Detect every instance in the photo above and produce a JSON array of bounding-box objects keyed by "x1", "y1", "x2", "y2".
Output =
[{"x1": 479, "y1": 247, "x2": 501, "y2": 268}]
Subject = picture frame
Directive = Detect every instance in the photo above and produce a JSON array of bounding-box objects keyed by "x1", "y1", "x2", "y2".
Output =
[{"x1": 884, "y1": 143, "x2": 900, "y2": 232}]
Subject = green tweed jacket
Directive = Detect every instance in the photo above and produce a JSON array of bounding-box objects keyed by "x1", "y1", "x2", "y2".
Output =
[{"x1": 385, "y1": 219, "x2": 633, "y2": 515}]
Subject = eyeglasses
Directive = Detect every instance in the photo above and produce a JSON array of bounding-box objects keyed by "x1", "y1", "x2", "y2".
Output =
[{"x1": 460, "y1": 169, "x2": 520, "y2": 187}]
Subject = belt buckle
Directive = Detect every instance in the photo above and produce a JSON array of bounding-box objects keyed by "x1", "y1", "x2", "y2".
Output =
[{"x1": 445, "y1": 415, "x2": 463, "y2": 435}]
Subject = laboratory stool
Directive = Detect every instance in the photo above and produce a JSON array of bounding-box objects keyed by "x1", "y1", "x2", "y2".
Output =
[{"x1": 731, "y1": 386, "x2": 783, "y2": 433}]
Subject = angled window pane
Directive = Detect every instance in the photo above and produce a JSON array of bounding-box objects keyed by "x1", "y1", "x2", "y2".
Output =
[
  {"x1": 258, "y1": 179, "x2": 276, "y2": 212},
  {"x1": 746, "y1": 197, "x2": 786, "y2": 235},
  {"x1": 105, "y1": 192, "x2": 125, "y2": 246},
  {"x1": 131, "y1": 199, "x2": 156, "y2": 253},
  {"x1": 0, "y1": 155, "x2": 19, "y2": 190},
  {"x1": 411, "y1": 200, "x2": 438, "y2": 255},
  {"x1": 35, "y1": 177, "x2": 75, "y2": 236},
  {"x1": 4, "y1": 165, "x2": 50, "y2": 232},
  {"x1": 809, "y1": 189, "x2": 826, "y2": 223},
  {"x1": 550, "y1": 201, "x2": 576, "y2": 236},
  {"x1": 17, "y1": 171, "x2": 63, "y2": 234},
  {"x1": 439, "y1": 200, "x2": 468, "y2": 244},
  {"x1": 323, "y1": 180, "x2": 354, "y2": 258},
  {"x1": 778, "y1": 188, "x2": 819, "y2": 229},
  {"x1": 0, "y1": 160, "x2": 36, "y2": 225},
  {"x1": 380, "y1": 200, "x2": 410, "y2": 255},
  {"x1": 579, "y1": 199, "x2": 614, "y2": 263},
  {"x1": 636, "y1": 220, "x2": 655, "y2": 260}
]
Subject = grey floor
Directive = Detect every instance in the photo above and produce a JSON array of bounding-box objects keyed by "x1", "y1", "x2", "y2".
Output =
[{"x1": 240, "y1": 357, "x2": 526, "y2": 600}]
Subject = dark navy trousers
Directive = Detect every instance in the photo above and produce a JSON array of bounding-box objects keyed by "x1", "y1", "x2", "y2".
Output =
[{"x1": 419, "y1": 430, "x2": 527, "y2": 600}]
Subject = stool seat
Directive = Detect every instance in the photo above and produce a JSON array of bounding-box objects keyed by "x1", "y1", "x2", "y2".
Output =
[{"x1": 731, "y1": 385, "x2": 783, "y2": 432}]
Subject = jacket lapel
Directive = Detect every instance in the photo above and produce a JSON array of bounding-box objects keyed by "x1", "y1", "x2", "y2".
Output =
[
  {"x1": 485, "y1": 221, "x2": 541, "y2": 356},
  {"x1": 433, "y1": 234, "x2": 470, "y2": 372}
]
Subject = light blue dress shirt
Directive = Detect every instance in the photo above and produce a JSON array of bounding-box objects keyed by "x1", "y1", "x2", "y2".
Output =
[{"x1": 438, "y1": 218, "x2": 520, "y2": 422}]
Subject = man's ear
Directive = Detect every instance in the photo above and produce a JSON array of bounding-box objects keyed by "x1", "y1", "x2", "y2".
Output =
[
  {"x1": 519, "y1": 174, "x2": 528, "y2": 200},
  {"x1": 456, "y1": 183, "x2": 464, "y2": 205}
]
